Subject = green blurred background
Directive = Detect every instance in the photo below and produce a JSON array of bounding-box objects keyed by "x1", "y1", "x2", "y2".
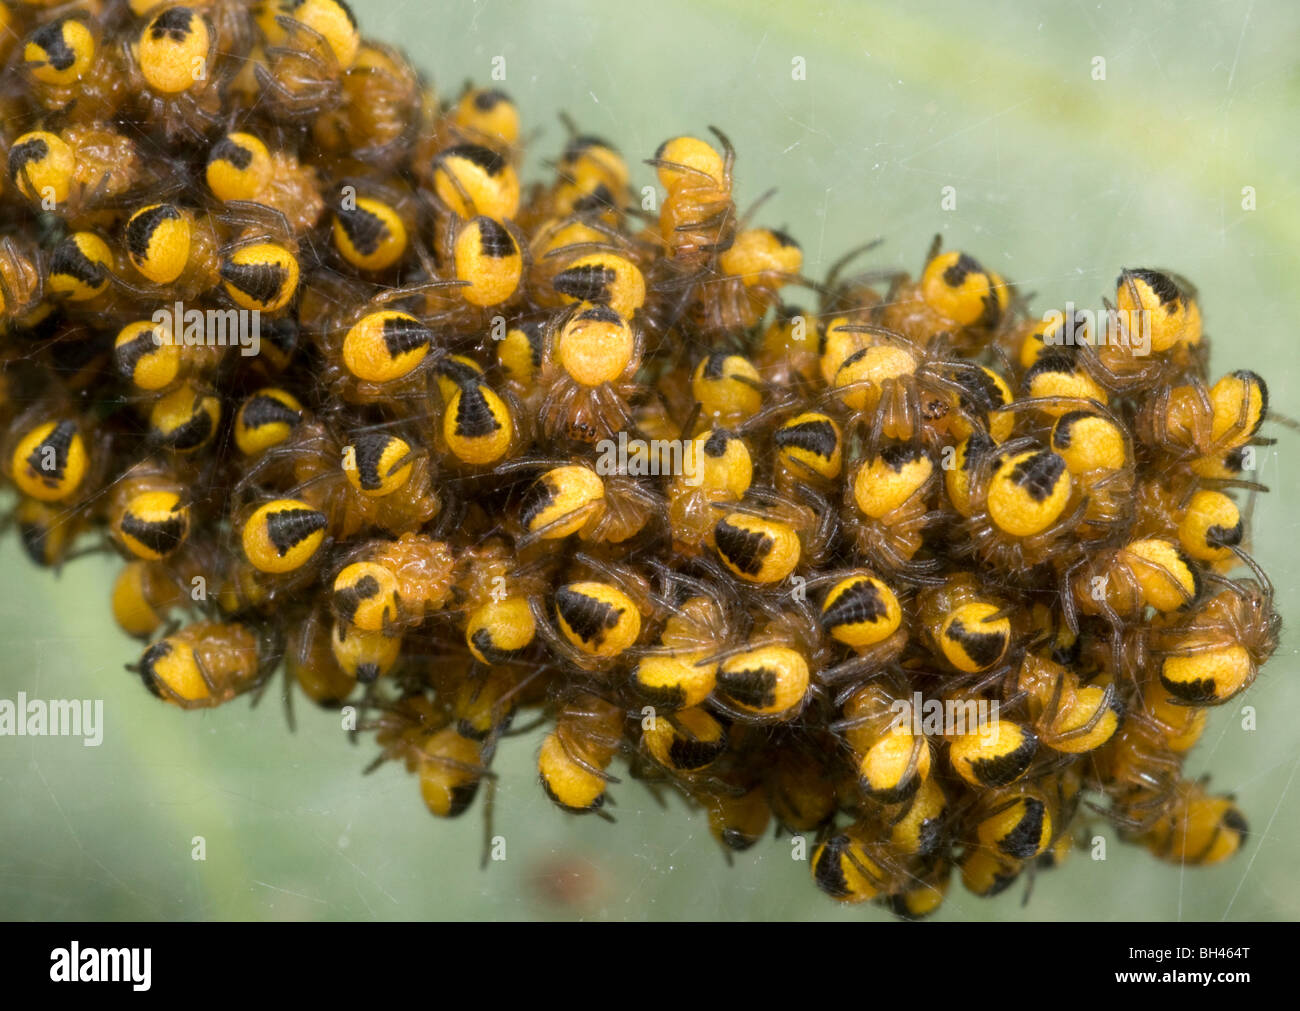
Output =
[{"x1": 2, "y1": 0, "x2": 1298, "y2": 920}]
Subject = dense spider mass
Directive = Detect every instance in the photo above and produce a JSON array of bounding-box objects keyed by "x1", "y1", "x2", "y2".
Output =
[{"x1": 0, "y1": 0, "x2": 1280, "y2": 918}]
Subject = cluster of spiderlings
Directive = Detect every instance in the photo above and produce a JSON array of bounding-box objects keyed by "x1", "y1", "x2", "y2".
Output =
[{"x1": 0, "y1": 0, "x2": 1279, "y2": 919}]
